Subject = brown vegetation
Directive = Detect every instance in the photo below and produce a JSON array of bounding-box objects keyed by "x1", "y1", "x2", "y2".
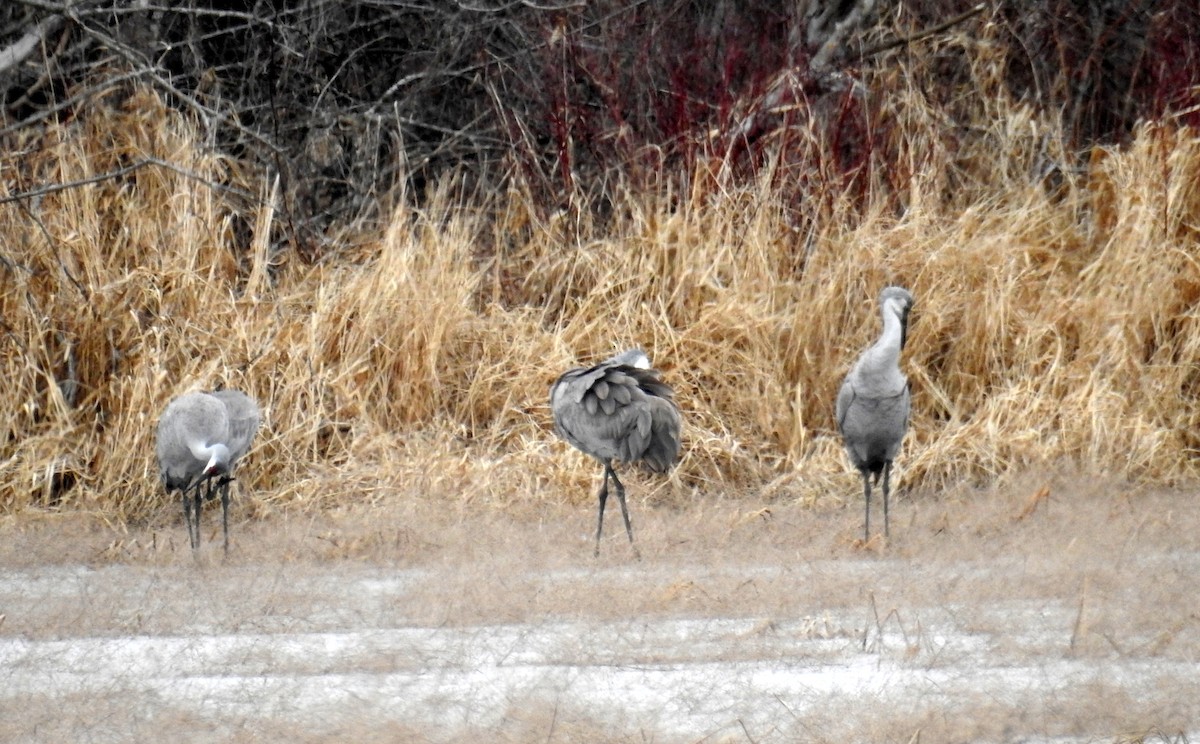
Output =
[
  {"x1": 3, "y1": 7, "x2": 1199, "y2": 741},
  {"x1": 1, "y1": 5, "x2": 1200, "y2": 527}
]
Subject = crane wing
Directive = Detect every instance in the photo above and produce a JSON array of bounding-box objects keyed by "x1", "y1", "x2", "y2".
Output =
[
  {"x1": 835, "y1": 376, "x2": 855, "y2": 435},
  {"x1": 551, "y1": 358, "x2": 680, "y2": 469},
  {"x1": 210, "y1": 389, "x2": 261, "y2": 462}
]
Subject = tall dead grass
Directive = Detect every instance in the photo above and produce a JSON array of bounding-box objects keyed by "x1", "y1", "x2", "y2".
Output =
[{"x1": 3, "y1": 34, "x2": 1200, "y2": 524}]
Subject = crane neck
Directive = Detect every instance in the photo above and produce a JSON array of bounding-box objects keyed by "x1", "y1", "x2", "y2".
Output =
[
  {"x1": 876, "y1": 304, "x2": 907, "y2": 359},
  {"x1": 188, "y1": 440, "x2": 231, "y2": 476},
  {"x1": 854, "y1": 306, "x2": 908, "y2": 391}
]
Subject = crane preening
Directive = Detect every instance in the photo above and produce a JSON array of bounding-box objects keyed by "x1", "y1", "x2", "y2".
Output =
[
  {"x1": 550, "y1": 348, "x2": 682, "y2": 558},
  {"x1": 155, "y1": 389, "x2": 260, "y2": 554}
]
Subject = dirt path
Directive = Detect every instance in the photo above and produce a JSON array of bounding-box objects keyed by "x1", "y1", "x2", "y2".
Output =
[{"x1": 1, "y1": 479, "x2": 1198, "y2": 742}]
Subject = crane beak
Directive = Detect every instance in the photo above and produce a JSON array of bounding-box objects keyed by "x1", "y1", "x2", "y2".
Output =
[{"x1": 894, "y1": 297, "x2": 913, "y2": 350}]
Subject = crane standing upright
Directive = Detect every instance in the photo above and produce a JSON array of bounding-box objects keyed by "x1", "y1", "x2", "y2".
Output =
[{"x1": 835, "y1": 287, "x2": 914, "y2": 542}]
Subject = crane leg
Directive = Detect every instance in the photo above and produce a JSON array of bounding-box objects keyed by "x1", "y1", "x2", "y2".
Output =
[
  {"x1": 193, "y1": 481, "x2": 206, "y2": 549},
  {"x1": 607, "y1": 464, "x2": 640, "y2": 559},
  {"x1": 594, "y1": 464, "x2": 610, "y2": 558},
  {"x1": 182, "y1": 488, "x2": 194, "y2": 550},
  {"x1": 220, "y1": 477, "x2": 232, "y2": 556},
  {"x1": 862, "y1": 471, "x2": 872, "y2": 543},
  {"x1": 185, "y1": 482, "x2": 199, "y2": 550},
  {"x1": 882, "y1": 461, "x2": 892, "y2": 539}
]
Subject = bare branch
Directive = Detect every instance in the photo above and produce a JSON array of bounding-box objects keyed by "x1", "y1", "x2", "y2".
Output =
[
  {"x1": 809, "y1": 0, "x2": 879, "y2": 75},
  {"x1": 0, "y1": 13, "x2": 63, "y2": 74},
  {"x1": 0, "y1": 157, "x2": 258, "y2": 206},
  {"x1": 859, "y1": 2, "x2": 989, "y2": 61}
]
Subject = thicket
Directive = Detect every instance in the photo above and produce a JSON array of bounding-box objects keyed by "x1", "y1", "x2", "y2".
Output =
[{"x1": 2, "y1": 0, "x2": 1199, "y2": 521}]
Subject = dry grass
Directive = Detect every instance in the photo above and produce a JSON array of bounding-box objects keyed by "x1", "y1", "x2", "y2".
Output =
[
  {"x1": 0, "y1": 473, "x2": 1198, "y2": 742},
  {"x1": 2, "y1": 468, "x2": 1198, "y2": 634},
  {"x1": 3, "y1": 30, "x2": 1200, "y2": 528},
  {"x1": 3, "y1": 25, "x2": 1198, "y2": 744}
]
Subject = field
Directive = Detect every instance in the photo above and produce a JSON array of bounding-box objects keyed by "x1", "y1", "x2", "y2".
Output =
[
  {"x1": 1, "y1": 472, "x2": 1198, "y2": 743},
  {"x1": 3, "y1": 6, "x2": 1200, "y2": 740}
]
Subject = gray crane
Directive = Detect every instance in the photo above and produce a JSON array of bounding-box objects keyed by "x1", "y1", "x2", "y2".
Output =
[
  {"x1": 550, "y1": 348, "x2": 682, "y2": 557},
  {"x1": 835, "y1": 286, "x2": 914, "y2": 542},
  {"x1": 155, "y1": 389, "x2": 260, "y2": 553}
]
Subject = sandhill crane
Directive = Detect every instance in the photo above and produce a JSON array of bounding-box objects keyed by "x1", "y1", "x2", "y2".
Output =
[
  {"x1": 155, "y1": 389, "x2": 260, "y2": 553},
  {"x1": 835, "y1": 286, "x2": 914, "y2": 543},
  {"x1": 551, "y1": 348, "x2": 682, "y2": 558}
]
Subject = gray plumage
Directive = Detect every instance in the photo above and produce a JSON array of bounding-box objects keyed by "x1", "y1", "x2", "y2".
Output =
[
  {"x1": 155, "y1": 389, "x2": 260, "y2": 553},
  {"x1": 550, "y1": 348, "x2": 682, "y2": 557},
  {"x1": 836, "y1": 286, "x2": 914, "y2": 542}
]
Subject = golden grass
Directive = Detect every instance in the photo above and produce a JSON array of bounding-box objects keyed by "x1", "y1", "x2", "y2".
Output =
[{"x1": 3, "y1": 37, "x2": 1200, "y2": 525}]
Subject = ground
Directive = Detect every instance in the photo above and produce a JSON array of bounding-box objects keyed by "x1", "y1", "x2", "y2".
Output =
[{"x1": 1, "y1": 473, "x2": 1197, "y2": 743}]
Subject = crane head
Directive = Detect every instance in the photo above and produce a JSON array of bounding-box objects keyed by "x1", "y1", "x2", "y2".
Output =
[
  {"x1": 878, "y1": 286, "x2": 914, "y2": 349},
  {"x1": 203, "y1": 444, "x2": 232, "y2": 477},
  {"x1": 608, "y1": 348, "x2": 651, "y2": 369}
]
